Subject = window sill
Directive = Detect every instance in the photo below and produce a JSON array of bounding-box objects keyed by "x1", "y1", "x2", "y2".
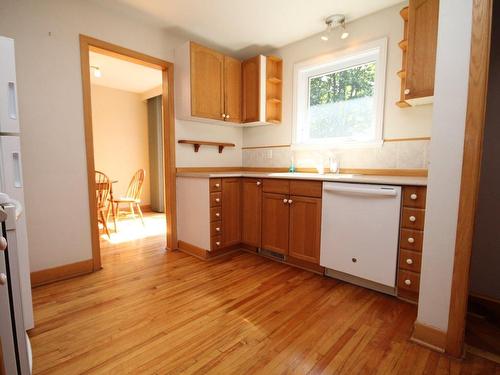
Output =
[{"x1": 291, "y1": 140, "x2": 384, "y2": 151}]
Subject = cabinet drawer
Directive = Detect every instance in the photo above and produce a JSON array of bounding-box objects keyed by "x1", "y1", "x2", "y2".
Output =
[
  {"x1": 263, "y1": 179, "x2": 289, "y2": 194},
  {"x1": 403, "y1": 186, "x2": 427, "y2": 209},
  {"x1": 401, "y1": 207, "x2": 425, "y2": 230},
  {"x1": 210, "y1": 221, "x2": 222, "y2": 236},
  {"x1": 211, "y1": 235, "x2": 222, "y2": 251},
  {"x1": 399, "y1": 249, "x2": 422, "y2": 273},
  {"x1": 210, "y1": 192, "x2": 222, "y2": 207},
  {"x1": 210, "y1": 206, "x2": 222, "y2": 222},
  {"x1": 210, "y1": 178, "x2": 222, "y2": 192},
  {"x1": 399, "y1": 228, "x2": 423, "y2": 252},
  {"x1": 290, "y1": 180, "x2": 322, "y2": 198},
  {"x1": 398, "y1": 270, "x2": 420, "y2": 293}
]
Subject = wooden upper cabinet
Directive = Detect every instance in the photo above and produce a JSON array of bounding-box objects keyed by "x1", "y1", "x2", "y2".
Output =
[
  {"x1": 190, "y1": 43, "x2": 224, "y2": 121},
  {"x1": 224, "y1": 56, "x2": 242, "y2": 123},
  {"x1": 261, "y1": 192, "x2": 289, "y2": 254},
  {"x1": 221, "y1": 178, "x2": 241, "y2": 247},
  {"x1": 405, "y1": 0, "x2": 439, "y2": 100},
  {"x1": 289, "y1": 196, "x2": 322, "y2": 264},
  {"x1": 242, "y1": 56, "x2": 261, "y2": 123},
  {"x1": 397, "y1": 0, "x2": 439, "y2": 107},
  {"x1": 241, "y1": 178, "x2": 262, "y2": 247}
]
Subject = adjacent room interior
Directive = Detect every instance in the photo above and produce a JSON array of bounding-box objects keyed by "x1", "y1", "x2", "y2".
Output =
[{"x1": 89, "y1": 49, "x2": 166, "y2": 253}]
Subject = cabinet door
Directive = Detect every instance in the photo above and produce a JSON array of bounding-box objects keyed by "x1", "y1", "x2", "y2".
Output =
[
  {"x1": 242, "y1": 56, "x2": 260, "y2": 123},
  {"x1": 222, "y1": 178, "x2": 241, "y2": 247},
  {"x1": 190, "y1": 43, "x2": 224, "y2": 121},
  {"x1": 224, "y1": 56, "x2": 242, "y2": 123},
  {"x1": 241, "y1": 178, "x2": 262, "y2": 247},
  {"x1": 289, "y1": 196, "x2": 322, "y2": 264},
  {"x1": 261, "y1": 193, "x2": 289, "y2": 254},
  {"x1": 405, "y1": 0, "x2": 439, "y2": 100}
]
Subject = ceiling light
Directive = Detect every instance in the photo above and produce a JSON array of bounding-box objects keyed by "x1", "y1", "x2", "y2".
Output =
[
  {"x1": 91, "y1": 66, "x2": 102, "y2": 78},
  {"x1": 321, "y1": 14, "x2": 349, "y2": 41}
]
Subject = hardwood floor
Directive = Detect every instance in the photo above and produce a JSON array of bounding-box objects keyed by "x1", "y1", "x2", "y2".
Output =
[{"x1": 29, "y1": 231, "x2": 499, "y2": 374}]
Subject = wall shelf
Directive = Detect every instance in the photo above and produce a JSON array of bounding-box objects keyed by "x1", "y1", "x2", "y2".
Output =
[{"x1": 178, "y1": 140, "x2": 236, "y2": 153}]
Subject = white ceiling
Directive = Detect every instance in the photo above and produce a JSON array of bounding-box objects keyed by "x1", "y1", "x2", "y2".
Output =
[
  {"x1": 105, "y1": 0, "x2": 403, "y2": 57},
  {"x1": 89, "y1": 51, "x2": 162, "y2": 93}
]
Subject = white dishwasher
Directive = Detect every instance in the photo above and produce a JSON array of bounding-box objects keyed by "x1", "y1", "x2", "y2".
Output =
[{"x1": 320, "y1": 182, "x2": 401, "y2": 294}]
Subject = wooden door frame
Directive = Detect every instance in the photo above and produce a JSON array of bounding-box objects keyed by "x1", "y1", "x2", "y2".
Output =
[
  {"x1": 445, "y1": 0, "x2": 493, "y2": 358},
  {"x1": 79, "y1": 35, "x2": 177, "y2": 271}
]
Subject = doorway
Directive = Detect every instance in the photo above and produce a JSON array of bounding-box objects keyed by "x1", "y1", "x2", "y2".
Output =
[{"x1": 79, "y1": 35, "x2": 177, "y2": 271}]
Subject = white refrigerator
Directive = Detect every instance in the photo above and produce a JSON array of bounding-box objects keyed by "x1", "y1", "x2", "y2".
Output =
[{"x1": 0, "y1": 35, "x2": 34, "y2": 330}]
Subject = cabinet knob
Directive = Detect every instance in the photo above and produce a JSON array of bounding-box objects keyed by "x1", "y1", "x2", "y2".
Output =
[
  {"x1": 256, "y1": 181, "x2": 261, "y2": 186},
  {"x1": 283, "y1": 198, "x2": 288, "y2": 204},
  {"x1": 407, "y1": 237, "x2": 415, "y2": 244},
  {"x1": 221, "y1": 113, "x2": 226, "y2": 118},
  {"x1": 410, "y1": 193, "x2": 418, "y2": 200},
  {"x1": 288, "y1": 199, "x2": 293, "y2": 204},
  {"x1": 215, "y1": 212, "x2": 220, "y2": 217},
  {"x1": 215, "y1": 198, "x2": 220, "y2": 203},
  {"x1": 215, "y1": 183, "x2": 220, "y2": 188},
  {"x1": 216, "y1": 227, "x2": 220, "y2": 232},
  {"x1": 409, "y1": 215, "x2": 416, "y2": 222},
  {"x1": 406, "y1": 258, "x2": 413, "y2": 265},
  {"x1": 0, "y1": 236, "x2": 6, "y2": 251},
  {"x1": 352, "y1": 258, "x2": 357, "y2": 263},
  {"x1": 226, "y1": 115, "x2": 230, "y2": 119},
  {"x1": 0, "y1": 273, "x2": 6, "y2": 286},
  {"x1": 404, "y1": 279, "x2": 411, "y2": 286},
  {"x1": 215, "y1": 241, "x2": 221, "y2": 247},
  {"x1": 404, "y1": 88, "x2": 411, "y2": 95}
]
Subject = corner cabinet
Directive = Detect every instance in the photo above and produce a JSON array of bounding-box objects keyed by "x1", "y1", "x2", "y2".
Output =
[
  {"x1": 175, "y1": 41, "x2": 281, "y2": 126},
  {"x1": 396, "y1": 0, "x2": 439, "y2": 107}
]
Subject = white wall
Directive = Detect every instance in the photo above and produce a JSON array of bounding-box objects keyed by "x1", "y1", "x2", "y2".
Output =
[
  {"x1": 91, "y1": 84, "x2": 151, "y2": 205},
  {"x1": 243, "y1": 2, "x2": 433, "y2": 151},
  {"x1": 0, "y1": 0, "x2": 242, "y2": 271},
  {"x1": 417, "y1": 0, "x2": 473, "y2": 332}
]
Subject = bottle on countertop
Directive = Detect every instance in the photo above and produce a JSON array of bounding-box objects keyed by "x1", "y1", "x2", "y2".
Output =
[{"x1": 329, "y1": 156, "x2": 339, "y2": 174}]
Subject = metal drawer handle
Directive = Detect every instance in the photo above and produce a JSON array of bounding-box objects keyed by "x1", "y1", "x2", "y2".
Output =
[
  {"x1": 407, "y1": 237, "x2": 415, "y2": 244},
  {"x1": 406, "y1": 258, "x2": 413, "y2": 265},
  {"x1": 0, "y1": 236, "x2": 6, "y2": 251},
  {"x1": 0, "y1": 273, "x2": 6, "y2": 286},
  {"x1": 283, "y1": 198, "x2": 288, "y2": 204},
  {"x1": 404, "y1": 279, "x2": 411, "y2": 286},
  {"x1": 215, "y1": 213, "x2": 220, "y2": 217},
  {"x1": 410, "y1": 193, "x2": 418, "y2": 200},
  {"x1": 216, "y1": 227, "x2": 220, "y2": 232},
  {"x1": 215, "y1": 183, "x2": 220, "y2": 188},
  {"x1": 215, "y1": 241, "x2": 221, "y2": 246},
  {"x1": 256, "y1": 181, "x2": 261, "y2": 186},
  {"x1": 215, "y1": 198, "x2": 220, "y2": 203},
  {"x1": 409, "y1": 216, "x2": 416, "y2": 222}
]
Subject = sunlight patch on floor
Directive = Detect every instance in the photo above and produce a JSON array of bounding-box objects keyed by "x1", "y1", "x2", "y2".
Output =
[{"x1": 100, "y1": 213, "x2": 166, "y2": 244}]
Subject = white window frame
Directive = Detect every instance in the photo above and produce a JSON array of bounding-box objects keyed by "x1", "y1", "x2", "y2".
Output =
[{"x1": 292, "y1": 38, "x2": 388, "y2": 150}]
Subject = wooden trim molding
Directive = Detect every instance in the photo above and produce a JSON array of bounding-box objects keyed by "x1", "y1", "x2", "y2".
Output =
[
  {"x1": 412, "y1": 322, "x2": 447, "y2": 352},
  {"x1": 30, "y1": 259, "x2": 93, "y2": 288},
  {"x1": 176, "y1": 167, "x2": 242, "y2": 173},
  {"x1": 79, "y1": 35, "x2": 177, "y2": 270},
  {"x1": 177, "y1": 241, "x2": 240, "y2": 260},
  {"x1": 446, "y1": 0, "x2": 493, "y2": 358}
]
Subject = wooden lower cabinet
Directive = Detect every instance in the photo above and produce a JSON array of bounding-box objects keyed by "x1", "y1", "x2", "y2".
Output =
[
  {"x1": 289, "y1": 196, "x2": 322, "y2": 264},
  {"x1": 261, "y1": 192, "x2": 289, "y2": 254},
  {"x1": 221, "y1": 178, "x2": 241, "y2": 247},
  {"x1": 241, "y1": 178, "x2": 262, "y2": 247}
]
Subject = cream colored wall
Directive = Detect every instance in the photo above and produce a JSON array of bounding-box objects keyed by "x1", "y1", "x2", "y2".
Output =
[
  {"x1": 0, "y1": 0, "x2": 243, "y2": 272},
  {"x1": 242, "y1": 2, "x2": 433, "y2": 169},
  {"x1": 417, "y1": 0, "x2": 473, "y2": 332},
  {"x1": 91, "y1": 84, "x2": 150, "y2": 205}
]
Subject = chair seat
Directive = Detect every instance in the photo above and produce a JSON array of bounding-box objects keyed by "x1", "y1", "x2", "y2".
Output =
[{"x1": 115, "y1": 197, "x2": 140, "y2": 203}]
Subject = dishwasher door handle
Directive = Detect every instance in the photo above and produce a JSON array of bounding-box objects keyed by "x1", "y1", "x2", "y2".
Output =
[{"x1": 324, "y1": 185, "x2": 398, "y2": 197}]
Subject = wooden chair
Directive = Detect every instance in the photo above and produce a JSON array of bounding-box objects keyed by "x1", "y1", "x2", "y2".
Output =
[
  {"x1": 113, "y1": 169, "x2": 146, "y2": 225},
  {"x1": 95, "y1": 171, "x2": 112, "y2": 238}
]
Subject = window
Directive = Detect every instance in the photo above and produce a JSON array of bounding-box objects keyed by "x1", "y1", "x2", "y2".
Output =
[{"x1": 293, "y1": 38, "x2": 387, "y2": 148}]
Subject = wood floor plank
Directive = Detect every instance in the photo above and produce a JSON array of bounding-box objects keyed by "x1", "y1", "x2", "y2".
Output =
[{"x1": 28, "y1": 213, "x2": 500, "y2": 374}]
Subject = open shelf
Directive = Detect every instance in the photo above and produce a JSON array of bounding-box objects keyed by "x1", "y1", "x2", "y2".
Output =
[
  {"x1": 267, "y1": 77, "x2": 282, "y2": 84},
  {"x1": 178, "y1": 140, "x2": 236, "y2": 153}
]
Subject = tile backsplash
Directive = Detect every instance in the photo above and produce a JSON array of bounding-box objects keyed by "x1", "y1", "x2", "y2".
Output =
[{"x1": 242, "y1": 139, "x2": 430, "y2": 170}]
